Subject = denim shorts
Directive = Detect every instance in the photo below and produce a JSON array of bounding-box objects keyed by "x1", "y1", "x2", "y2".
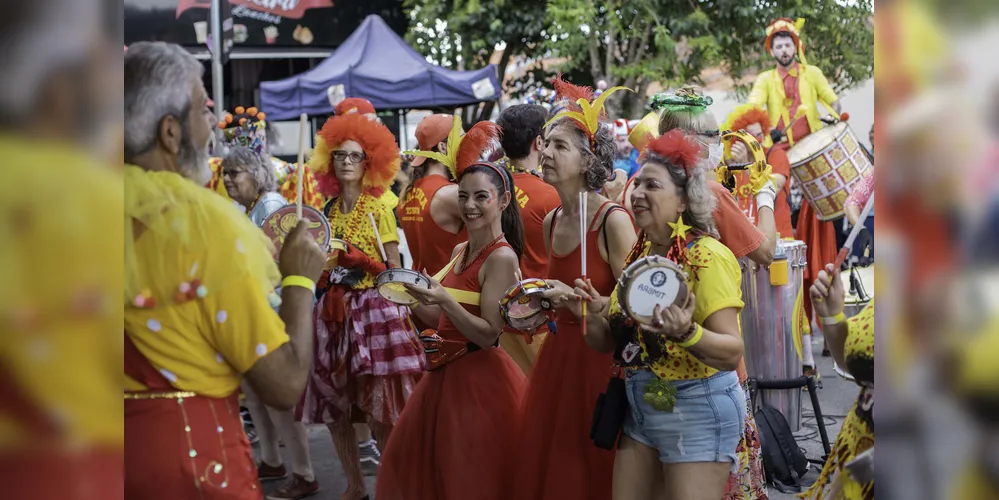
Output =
[{"x1": 622, "y1": 368, "x2": 745, "y2": 469}]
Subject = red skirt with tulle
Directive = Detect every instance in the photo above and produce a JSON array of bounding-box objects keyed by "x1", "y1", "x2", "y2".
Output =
[
  {"x1": 796, "y1": 202, "x2": 839, "y2": 323},
  {"x1": 375, "y1": 347, "x2": 526, "y2": 500},
  {"x1": 508, "y1": 319, "x2": 616, "y2": 500}
]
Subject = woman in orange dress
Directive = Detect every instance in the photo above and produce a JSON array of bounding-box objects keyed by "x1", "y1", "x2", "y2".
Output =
[
  {"x1": 375, "y1": 119, "x2": 526, "y2": 500},
  {"x1": 510, "y1": 76, "x2": 637, "y2": 500}
]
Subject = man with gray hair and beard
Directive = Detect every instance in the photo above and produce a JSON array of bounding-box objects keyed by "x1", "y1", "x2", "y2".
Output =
[
  {"x1": 124, "y1": 41, "x2": 326, "y2": 499},
  {"x1": 0, "y1": 1, "x2": 123, "y2": 498}
]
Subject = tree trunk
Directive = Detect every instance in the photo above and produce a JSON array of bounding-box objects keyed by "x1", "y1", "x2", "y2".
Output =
[{"x1": 474, "y1": 40, "x2": 518, "y2": 123}]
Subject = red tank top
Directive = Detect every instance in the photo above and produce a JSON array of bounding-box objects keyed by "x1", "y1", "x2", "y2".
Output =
[
  {"x1": 397, "y1": 175, "x2": 466, "y2": 274},
  {"x1": 546, "y1": 201, "x2": 625, "y2": 325},
  {"x1": 437, "y1": 238, "x2": 511, "y2": 341},
  {"x1": 513, "y1": 172, "x2": 561, "y2": 279}
]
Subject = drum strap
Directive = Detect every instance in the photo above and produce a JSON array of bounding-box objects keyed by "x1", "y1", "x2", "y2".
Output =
[{"x1": 432, "y1": 243, "x2": 480, "y2": 306}]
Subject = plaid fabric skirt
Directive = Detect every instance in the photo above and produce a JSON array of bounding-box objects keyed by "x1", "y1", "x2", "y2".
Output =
[
  {"x1": 301, "y1": 287, "x2": 425, "y2": 425},
  {"x1": 724, "y1": 381, "x2": 769, "y2": 500}
]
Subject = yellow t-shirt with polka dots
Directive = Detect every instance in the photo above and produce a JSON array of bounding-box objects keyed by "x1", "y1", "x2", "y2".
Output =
[
  {"x1": 325, "y1": 193, "x2": 400, "y2": 290},
  {"x1": 124, "y1": 165, "x2": 288, "y2": 399},
  {"x1": 609, "y1": 236, "x2": 744, "y2": 380}
]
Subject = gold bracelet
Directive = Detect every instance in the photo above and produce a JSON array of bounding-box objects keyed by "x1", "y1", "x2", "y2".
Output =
[
  {"x1": 677, "y1": 324, "x2": 704, "y2": 348},
  {"x1": 819, "y1": 312, "x2": 846, "y2": 325},
  {"x1": 281, "y1": 275, "x2": 316, "y2": 293}
]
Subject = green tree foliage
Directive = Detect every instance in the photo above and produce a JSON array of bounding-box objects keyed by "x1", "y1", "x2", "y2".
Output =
[
  {"x1": 406, "y1": 0, "x2": 873, "y2": 120},
  {"x1": 404, "y1": 0, "x2": 550, "y2": 122},
  {"x1": 545, "y1": 0, "x2": 873, "y2": 117}
]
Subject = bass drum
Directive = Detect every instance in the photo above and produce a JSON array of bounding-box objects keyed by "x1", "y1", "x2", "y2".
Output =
[{"x1": 740, "y1": 239, "x2": 807, "y2": 431}]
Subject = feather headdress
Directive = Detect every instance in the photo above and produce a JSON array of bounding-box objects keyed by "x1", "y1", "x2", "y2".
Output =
[
  {"x1": 544, "y1": 74, "x2": 632, "y2": 142},
  {"x1": 404, "y1": 113, "x2": 502, "y2": 181},
  {"x1": 642, "y1": 130, "x2": 702, "y2": 176},
  {"x1": 308, "y1": 113, "x2": 400, "y2": 199}
]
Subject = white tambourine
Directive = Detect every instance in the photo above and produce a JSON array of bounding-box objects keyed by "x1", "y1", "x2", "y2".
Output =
[
  {"x1": 616, "y1": 255, "x2": 689, "y2": 326},
  {"x1": 375, "y1": 268, "x2": 431, "y2": 305}
]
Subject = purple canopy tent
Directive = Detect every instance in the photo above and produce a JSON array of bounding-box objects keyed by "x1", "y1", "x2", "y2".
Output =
[{"x1": 259, "y1": 14, "x2": 500, "y2": 119}]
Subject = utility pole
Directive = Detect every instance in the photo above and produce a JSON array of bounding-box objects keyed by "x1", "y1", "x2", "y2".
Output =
[{"x1": 210, "y1": 0, "x2": 225, "y2": 123}]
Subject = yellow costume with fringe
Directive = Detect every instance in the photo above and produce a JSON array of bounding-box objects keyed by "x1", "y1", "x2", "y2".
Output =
[
  {"x1": 125, "y1": 165, "x2": 287, "y2": 398},
  {"x1": 800, "y1": 300, "x2": 875, "y2": 500}
]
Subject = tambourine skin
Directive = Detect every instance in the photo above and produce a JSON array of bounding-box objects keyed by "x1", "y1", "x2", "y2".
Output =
[
  {"x1": 500, "y1": 279, "x2": 552, "y2": 332},
  {"x1": 260, "y1": 205, "x2": 332, "y2": 260},
  {"x1": 376, "y1": 268, "x2": 430, "y2": 305},
  {"x1": 617, "y1": 255, "x2": 689, "y2": 326}
]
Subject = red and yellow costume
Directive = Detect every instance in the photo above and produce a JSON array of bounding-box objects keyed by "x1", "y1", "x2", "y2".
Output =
[
  {"x1": 377, "y1": 118, "x2": 527, "y2": 500},
  {"x1": 396, "y1": 173, "x2": 465, "y2": 276},
  {"x1": 302, "y1": 112, "x2": 424, "y2": 424},
  {"x1": 124, "y1": 162, "x2": 287, "y2": 499},
  {"x1": 206, "y1": 105, "x2": 325, "y2": 211},
  {"x1": 749, "y1": 18, "x2": 840, "y2": 327}
]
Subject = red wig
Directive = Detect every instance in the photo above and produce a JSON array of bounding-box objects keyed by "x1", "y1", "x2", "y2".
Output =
[
  {"x1": 728, "y1": 107, "x2": 771, "y2": 136},
  {"x1": 643, "y1": 130, "x2": 701, "y2": 175},
  {"x1": 308, "y1": 113, "x2": 400, "y2": 199}
]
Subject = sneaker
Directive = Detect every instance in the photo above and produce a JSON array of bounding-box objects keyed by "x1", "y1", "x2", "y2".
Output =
[
  {"x1": 359, "y1": 439, "x2": 380, "y2": 476},
  {"x1": 266, "y1": 474, "x2": 320, "y2": 499},
  {"x1": 257, "y1": 462, "x2": 288, "y2": 482}
]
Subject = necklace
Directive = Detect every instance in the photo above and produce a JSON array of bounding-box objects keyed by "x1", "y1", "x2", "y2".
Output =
[
  {"x1": 245, "y1": 194, "x2": 261, "y2": 214},
  {"x1": 457, "y1": 233, "x2": 506, "y2": 274}
]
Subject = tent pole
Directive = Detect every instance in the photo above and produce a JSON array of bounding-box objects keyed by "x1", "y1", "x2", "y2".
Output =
[
  {"x1": 210, "y1": 0, "x2": 225, "y2": 123},
  {"x1": 401, "y1": 109, "x2": 408, "y2": 151}
]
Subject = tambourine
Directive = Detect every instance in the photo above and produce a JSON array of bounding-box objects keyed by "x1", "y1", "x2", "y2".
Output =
[
  {"x1": 260, "y1": 205, "x2": 332, "y2": 260},
  {"x1": 375, "y1": 268, "x2": 431, "y2": 305},
  {"x1": 499, "y1": 279, "x2": 554, "y2": 333},
  {"x1": 616, "y1": 255, "x2": 689, "y2": 326}
]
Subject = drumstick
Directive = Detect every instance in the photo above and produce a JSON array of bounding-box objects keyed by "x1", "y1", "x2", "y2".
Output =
[
  {"x1": 295, "y1": 113, "x2": 308, "y2": 220},
  {"x1": 833, "y1": 194, "x2": 874, "y2": 269},
  {"x1": 369, "y1": 213, "x2": 388, "y2": 263},
  {"x1": 579, "y1": 192, "x2": 588, "y2": 334}
]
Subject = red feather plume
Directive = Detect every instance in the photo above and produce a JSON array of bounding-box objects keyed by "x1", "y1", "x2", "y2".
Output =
[
  {"x1": 455, "y1": 121, "x2": 501, "y2": 178},
  {"x1": 646, "y1": 130, "x2": 701, "y2": 174},
  {"x1": 552, "y1": 73, "x2": 594, "y2": 112}
]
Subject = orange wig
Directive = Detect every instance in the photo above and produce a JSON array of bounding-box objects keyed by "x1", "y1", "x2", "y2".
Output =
[{"x1": 309, "y1": 113, "x2": 400, "y2": 199}]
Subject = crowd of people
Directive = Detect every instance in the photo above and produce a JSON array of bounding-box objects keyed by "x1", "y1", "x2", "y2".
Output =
[{"x1": 123, "y1": 16, "x2": 877, "y2": 500}]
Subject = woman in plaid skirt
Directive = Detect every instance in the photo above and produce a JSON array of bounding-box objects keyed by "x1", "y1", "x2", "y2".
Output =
[{"x1": 302, "y1": 113, "x2": 425, "y2": 500}]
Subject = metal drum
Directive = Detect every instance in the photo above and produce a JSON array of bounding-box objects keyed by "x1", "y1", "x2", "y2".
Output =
[
  {"x1": 741, "y1": 239, "x2": 808, "y2": 431},
  {"x1": 786, "y1": 122, "x2": 873, "y2": 221}
]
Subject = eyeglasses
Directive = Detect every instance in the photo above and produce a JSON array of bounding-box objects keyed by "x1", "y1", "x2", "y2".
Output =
[
  {"x1": 333, "y1": 151, "x2": 366, "y2": 164},
  {"x1": 223, "y1": 168, "x2": 248, "y2": 178}
]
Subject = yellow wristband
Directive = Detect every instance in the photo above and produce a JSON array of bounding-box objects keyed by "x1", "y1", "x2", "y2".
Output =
[
  {"x1": 677, "y1": 324, "x2": 703, "y2": 348},
  {"x1": 819, "y1": 312, "x2": 846, "y2": 325},
  {"x1": 281, "y1": 275, "x2": 316, "y2": 293}
]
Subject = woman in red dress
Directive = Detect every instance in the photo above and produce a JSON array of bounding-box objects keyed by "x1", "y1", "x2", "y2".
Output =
[
  {"x1": 375, "y1": 119, "x2": 526, "y2": 500},
  {"x1": 510, "y1": 76, "x2": 637, "y2": 500}
]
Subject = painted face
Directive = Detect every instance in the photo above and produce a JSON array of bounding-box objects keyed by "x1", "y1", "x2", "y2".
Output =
[
  {"x1": 540, "y1": 124, "x2": 587, "y2": 186},
  {"x1": 629, "y1": 162, "x2": 687, "y2": 232},
  {"x1": 223, "y1": 161, "x2": 258, "y2": 207},
  {"x1": 457, "y1": 171, "x2": 508, "y2": 230},
  {"x1": 771, "y1": 35, "x2": 797, "y2": 68},
  {"x1": 332, "y1": 139, "x2": 367, "y2": 185}
]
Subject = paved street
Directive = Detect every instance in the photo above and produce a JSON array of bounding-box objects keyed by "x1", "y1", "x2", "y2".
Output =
[{"x1": 254, "y1": 338, "x2": 857, "y2": 500}]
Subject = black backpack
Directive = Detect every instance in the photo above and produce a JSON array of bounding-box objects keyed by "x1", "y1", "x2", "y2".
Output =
[{"x1": 755, "y1": 403, "x2": 809, "y2": 493}]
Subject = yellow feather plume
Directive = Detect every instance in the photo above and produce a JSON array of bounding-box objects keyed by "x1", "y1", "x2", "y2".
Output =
[
  {"x1": 544, "y1": 86, "x2": 634, "y2": 137},
  {"x1": 404, "y1": 113, "x2": 464, "y2": 179}
]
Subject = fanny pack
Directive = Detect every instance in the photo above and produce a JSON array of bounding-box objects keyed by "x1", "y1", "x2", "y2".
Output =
[{"x1": 419, "y1": 330, "x2": 484, "y2": 371}]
